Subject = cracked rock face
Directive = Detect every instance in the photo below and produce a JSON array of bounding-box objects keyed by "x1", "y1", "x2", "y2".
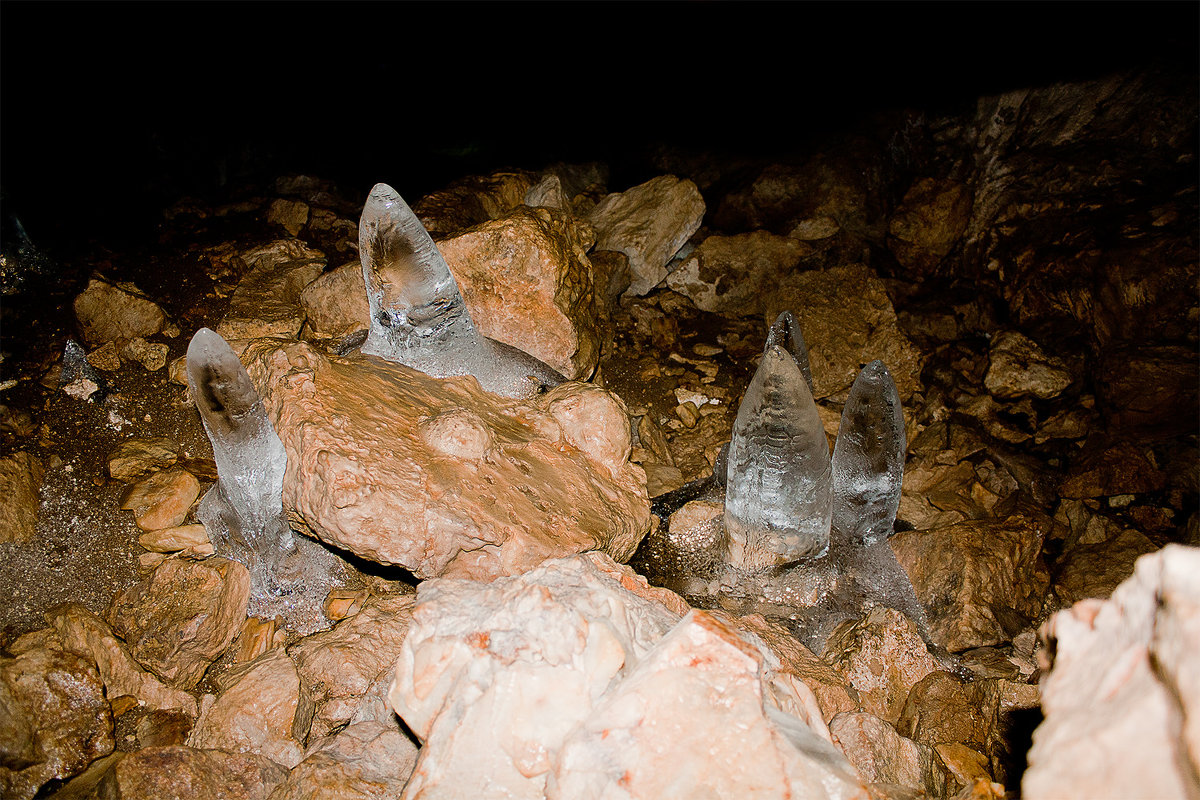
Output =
[{"x1": 245, "y1": 340, "x2": 650, "y2": 580}]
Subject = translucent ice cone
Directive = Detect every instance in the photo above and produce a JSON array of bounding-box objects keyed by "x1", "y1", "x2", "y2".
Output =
[
  {"x1": 724, "y1": 344, "x2": 832, "y2": 569},
  {"x1": 765, "y1": 310, "x2": 814, "y2": 394}
]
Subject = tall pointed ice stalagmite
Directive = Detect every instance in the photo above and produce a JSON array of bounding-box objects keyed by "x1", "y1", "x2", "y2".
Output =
[
  {"x1": 186, "y1": 328, "x2": 296, "y2": 588},
  {"x1": 830, "y1": 360, "x2": 906, "y2": 546},
  {"x1": 357, "y1": 183, "x2": 565, "y2": 399},
  {"x1": 765, "y1": 310, "x2": 814, "y2": 394},
  {"x1": 724, "y1": 343, "x2": 833, "y2": 570}
]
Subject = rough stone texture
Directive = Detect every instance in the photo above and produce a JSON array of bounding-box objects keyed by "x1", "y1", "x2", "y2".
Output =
[
  {"x1": 87, "y1": 340, "x2": 122, "y2": 371},
  {"x1": 983, "y1": 330, "x2": 1074, "y2": 400},
  {"x1": 267, "y1": 198, "x2": 310, "y2": 236},
  {"x1": 267, "y1": 721, "x2": 419, "y2": 800},
  {"x1": 138, "y1": 523, "x2": 211, "y2": 554},
  {"x1": 1099, "y1": 345, "x2": 1199, "y2": 437},
  {"x1": 94, "y1": 745, "x2": 287, "y2": 800},
  {"x1": 73, "y1": 277, "x2": 166, "y2": 346},
  {"x1": 439, "y1": 205, "x2": 602, "y2": 379},
  {"x1": 390, "y1": 553, "x2": 867, "y2": 800},
  {"x1": 246, "y1": 340, "x2": 650, "y2": 581},
  {"x1": 1024, "y1": 545, "x2": 1200, "y2": 800},
  {"x1": 524, "y1": 173, "x2": 570, "y2": 213},
  {"x1": 216, "y1": 239, "x2": 326, "y2": 340},
  {"x1": 0, "y1": 632, "x2": 114, "y2": 800},
  {"x1": 665, "y1": 230, "x2": 812, "y2": 316},
  {"x1": 822, "y1": 607, "x2": 942, "y2": 723},
  {"x1": 764, "y1": 264, "x2": 924, "y2": 401},
  {"x1": 891, "y1": 514, "x2": 1051, "y2": 652},
  {"x1": 106, "y1": 436, "x2": 182, "y2": 482},
  {"x1": 121, "y1": 336, "x2": 170, "y2": 371},
  {"x1": 46, "y1": 603, "x2": 198, "y2": 717},
  {"x1": 187, "y1": 648, "x2": 308, "y2": 768},
  {"x1": 1059, "y1": 437, "x2": 1168, "y2": 499},
  {"x1": 830, "y1": 711, "x2": 945, "y2": 797},
  {"x1": 413, "y1": 169, "x2": 538, "y2": 237},
  {"x1": 119, "y1": 466, "x2": 200, "y2": 531},
  {"x1": 288, "y1": 592, "x2": 417, "y2": 740},
  {"x1": 298, "y1": 260, "x2": 369, "y2": 338},
  {"x1": 887, "y1": 177, "x2": 972, "y2": 278},
  {"x1": 587, "y1": 175, "x2": 705, "y2": 296},
  {"x1": 1053, "y1": 528, "x2": 1159, "y2": 604},
  {"x1": 0, "y1": 451, "x2": 43, "y2": 544},
  {"x1": 106, "y1": 556, "x2": 250, "y2": 688}
]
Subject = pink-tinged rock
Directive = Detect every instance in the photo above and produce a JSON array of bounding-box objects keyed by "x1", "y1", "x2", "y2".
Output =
[
  {"x1": 764, "y1": 264, "x2": 924, "y2": 401},
  {"x1": 438, "y1": 205, "x2": 601, "y2": 379},
  {"x1": 268, "y1": 721, "x2": 420, "y2": 800},
  {"x1": 891, "y1": 514, "x2": 1051, "y2": 652},
  {"x1": 73, "y1": 276, "x2": 166, "y2": 346},
  {"x1": 216, "y1": 239, "x2": 326, "y2": 340},
  {"x1": 187, "y1": 648, "x2": 308, "y2": 768},
  {"x1": 665, "y1": 230, "x2": 812, "y2": 316},
  {"x1": 588, "y1": 175, "x2": 705, "y2": 296},
  {"x1": 389, "y1": 554, "x2": 867, "y2": 800},
  {"x1": 0, "y1": 632, "x2": 114, "y2": 800},
  {"x1": 299, "y1": 260, "x2": 370, "y2": 338},
  {"x1": 887, "y1": 178, "x2": 972, "y2": 277},
  {"x1": 1024, "y1": 544, "x2": 1200, "y2": 800},
  {"x1": 289, "y1": 592, "x2": 417, "y2": 739},
  {"x1": 46, "y1": 603, "x2": 198, "y2": 717},
  {"x1": 94, "y1": 745, "x2": 287, "y2": 800},
  {"x1": 107, "y1": 556, "x2": 250, "y2": 688},
  {"x1": 0, "y1": 451, "x2": 43, "y2": 544},
  {"x1": 823, "y1": 607, "x2": 943, "y2": 723},
  {"x1": 830, "y1": 711, "x2": 946, "y2": 797},
  {"x1": 245, "y1": 340, "x2": 649, "y2": 581},
  {"x1": 119, "y1": 466, "x2": 200, "y2": 531}
]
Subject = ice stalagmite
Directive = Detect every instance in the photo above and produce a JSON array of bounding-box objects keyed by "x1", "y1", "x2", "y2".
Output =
[
  {"x1": 186, "y1": 328, "x2": 296, "y2": 586},
  {"x1": 830, "y1": 360, "x2": 905, "y2": 546},
  {"x1": 724, "y1": 344, "x2": 832, "y2": 570},
  {"x1": 358, "y1": 183, "x2": 566, "y2": 399},
  {"x1": 764, "y1": 309, "x2": 814, "y2": 394}
]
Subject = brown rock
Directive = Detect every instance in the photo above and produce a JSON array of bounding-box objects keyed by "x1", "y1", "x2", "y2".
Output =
[
  {"x1": 1054, "y1": 528, "x2": 1159, "y2": 604},
  {"x1": 0, "y1": 634, "x2": 114, "y2": 800},
  {"x1": 0, "y1": 451, "x2": 43, "y2": 544},
  {"x1": 1099, "y1": 345, "x2": 1199, "y2": 437},
  {"x1": 106, "y1": 436, "x2": 182, "y2": 482},
  {"x1": 73, "y1": 277, "x2": 166, "y2": 346},
  {"x1": 665, "y1": 230, "x2": 811, "y2": 315},
  {"x1": 107, "y1": 556, "x2": 250, "y2": 688},
  {"x1": 764, "y1": 263, "x2": 924, "y2": 401},
  {"x1": 266, "y1": 198, "x2": 309, "y2": 236},
  {"x1": 120, "y1": 336, "x2": 170, "y2": 371},
  {"x1": 187, "y1": 648, "x2": 308, "y2": 768},
  {"x1": 119, "y1": 466, "x2": 200, "y2": 531},
  {"x1": 94, "y1": 745, "x2": 287, "y2": 800},
  {"x1": 892, "y1": 514, "x2": 1051, "y2": 652},
  {"x1": 138, "y1": 523, "x2": 211, "y2": 554},
  {"x1": 216, "y1": 239, "x2": 326, "y2": 340},
  {"x1": 823, "y1": 607, "x2": 943, "y2": 723},
  {"x1": 247, "y1": 340, "x2": 649, "y2": 581},
  {"x1": 46, "y1": 603, "x2": 198, "y2": 717},
  {"x1": 268, "y1": 721, "x2": 419, "y2": 800},
  {"x1": 830, "y1": 711, "x2": 946, "y2": 796},
  {"x1": 413, "y1": 169, "x2": 538, "y2": 237},
  {"x1": 87, "y1": 340, "x2": 122, "y2": 371},
  {"x1": 288, "y1": 592, "x2": 417, "y2": 739},
  {"x1": 1059, "y1": 437, "x2": 1169, "y2": 499},
  {"x1": 298, "y1": 260, "x2": 369, "y2": 338},
  {"x1": 439, "y1": 205, "x2": 601, "y2": 379},
  {"x1": 983, "y1": 331, "x2": 1074, "y2": 400},
  {"x1": 587, "y1": 175, "x2": 705, "y2": 296},
  {"x1": 887, "y1": 178, "x2": 972, "y2": 277}
]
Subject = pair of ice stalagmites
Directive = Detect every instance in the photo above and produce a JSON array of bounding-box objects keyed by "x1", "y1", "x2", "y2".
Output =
[
  {"x1": 635, "y1": 311, "x2": 928, "y2": 653},
  {"x1": 186, "y1": 184, "x2": 566, "y2": 618}
]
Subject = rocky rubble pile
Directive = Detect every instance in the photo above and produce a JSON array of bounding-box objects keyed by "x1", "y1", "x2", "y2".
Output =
[{"x1": 0, "y1": 65, "x2": 1196, "y2": 798}]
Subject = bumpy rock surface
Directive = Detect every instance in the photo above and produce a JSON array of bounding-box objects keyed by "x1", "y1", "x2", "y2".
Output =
[
  {"x1": 665, "y1": 230, "x2": 811, "y2": 315},
  {"x1": 389, "y1": 553, "x2": 869, "y2": 800},
  {"x1": 887, "y1": 177, "x2": 972, "y2": 277},
  {"x1": 588, "y1": 175, "x2": 705, "y2": 296},
  {"x1": 0, "y1": 451, "x2": 43, "y2": 544},
  {"x1": 439, "y1": 205, "x2": 602, "y2": 379},
  {"x1": 73, "y1": 277, "x2": 166, "y2": 345},
  {"x1": 216, "y1": 239, "x2": 326, "y2": 340},
  {"x1": 269, "y1": 721, "x2": 420, "y2": 800},
  {"x1": 830, "y1": 711, "x2": 946, "y2": 797},
  {"x1": 0, "y1": 631, "x2": 114, "y2": 800},
  {"x1": 1024, "y1": 544, "x2": 1200, "y2": 800},
  {"x1": 106, "y1": 436, "x2": 182, "y2": 482},
  {"x1": 94, "y1": 745, "x2": 288, "y2": 800},
  {"x1": 246, "y1": 340, "x2": 650, "y2": 580},
  {"x1": 298, "y1": 260, "x2": 368, "y2": 338},
  {"x1": 106, "y1": 556, "x2": 250, "y2": 688},
  {"x1": 983, "y1": 331, "x2": 1073, "y2": 400}
]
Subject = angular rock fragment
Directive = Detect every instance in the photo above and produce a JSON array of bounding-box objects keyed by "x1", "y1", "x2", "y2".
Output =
[
  {"x1": 106, "y1": 436, "x2": 182, "y2": 482},
  {"x1": 215, "y1": 239, "x2": 326, "y2": 340},
  {"x1": 665, "y1": 230, "x2": 811, "y2": 315},
  {"x1": 119, "y1": 466, "x2": 200, "y2": 531},
  {"x1": 73, "y1": 276, "x2": 166, "y2": 346},
  {"x1": 298, "y1": 260, "x2": 370, "y2": 338},
  {"x1": 93, "y1": 745, "x2": 287, "y2": 800},
  {"x1": 59, "y1": 338, "x2": 105, "y2": 400},
  {"x1": 983, "y1": 331, "x2": 1073, "y2": 400},
  {"x1": 358, "y1": 183, "x2": 565, "y2": 398},
  {"x1": 269, "y1": 721, "x2": 419, "y2": 800},
  {"x1": 887, "y1": 177, "x2": 972, "y2": 277},
  {"x1": 0, "y1": 451, "x2": 43, "y2": 544}
]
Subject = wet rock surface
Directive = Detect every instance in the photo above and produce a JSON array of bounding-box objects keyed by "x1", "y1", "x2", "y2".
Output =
[{"x1": 0, "y1": 49, "x2": 1196, "y2": 799}]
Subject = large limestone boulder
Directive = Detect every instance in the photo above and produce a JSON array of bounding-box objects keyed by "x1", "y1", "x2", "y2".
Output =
[
  {"x1": 389, "y1": 553, "x2": 869, "y2": 800},
  {"x1": 1024, "y1": 544, "x2": 1200, "y2": 800},
  {"x1": 439, "y1": 205, "x2": 602, "y2": 380},
  {"x1": 245, "y1": 340, "x2": 650, "y2": 580}
]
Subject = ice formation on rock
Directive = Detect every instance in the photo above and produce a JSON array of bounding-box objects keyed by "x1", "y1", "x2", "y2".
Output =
[
  {"x1": 186, "y1": 328, "x2": 344, "y2": 632},
  {"x1": 358, "y1": 183, "x2": 566, "y2": 399},
  {"x1": 633, "y1": 312, "x2": 933, "y2": 655}
]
